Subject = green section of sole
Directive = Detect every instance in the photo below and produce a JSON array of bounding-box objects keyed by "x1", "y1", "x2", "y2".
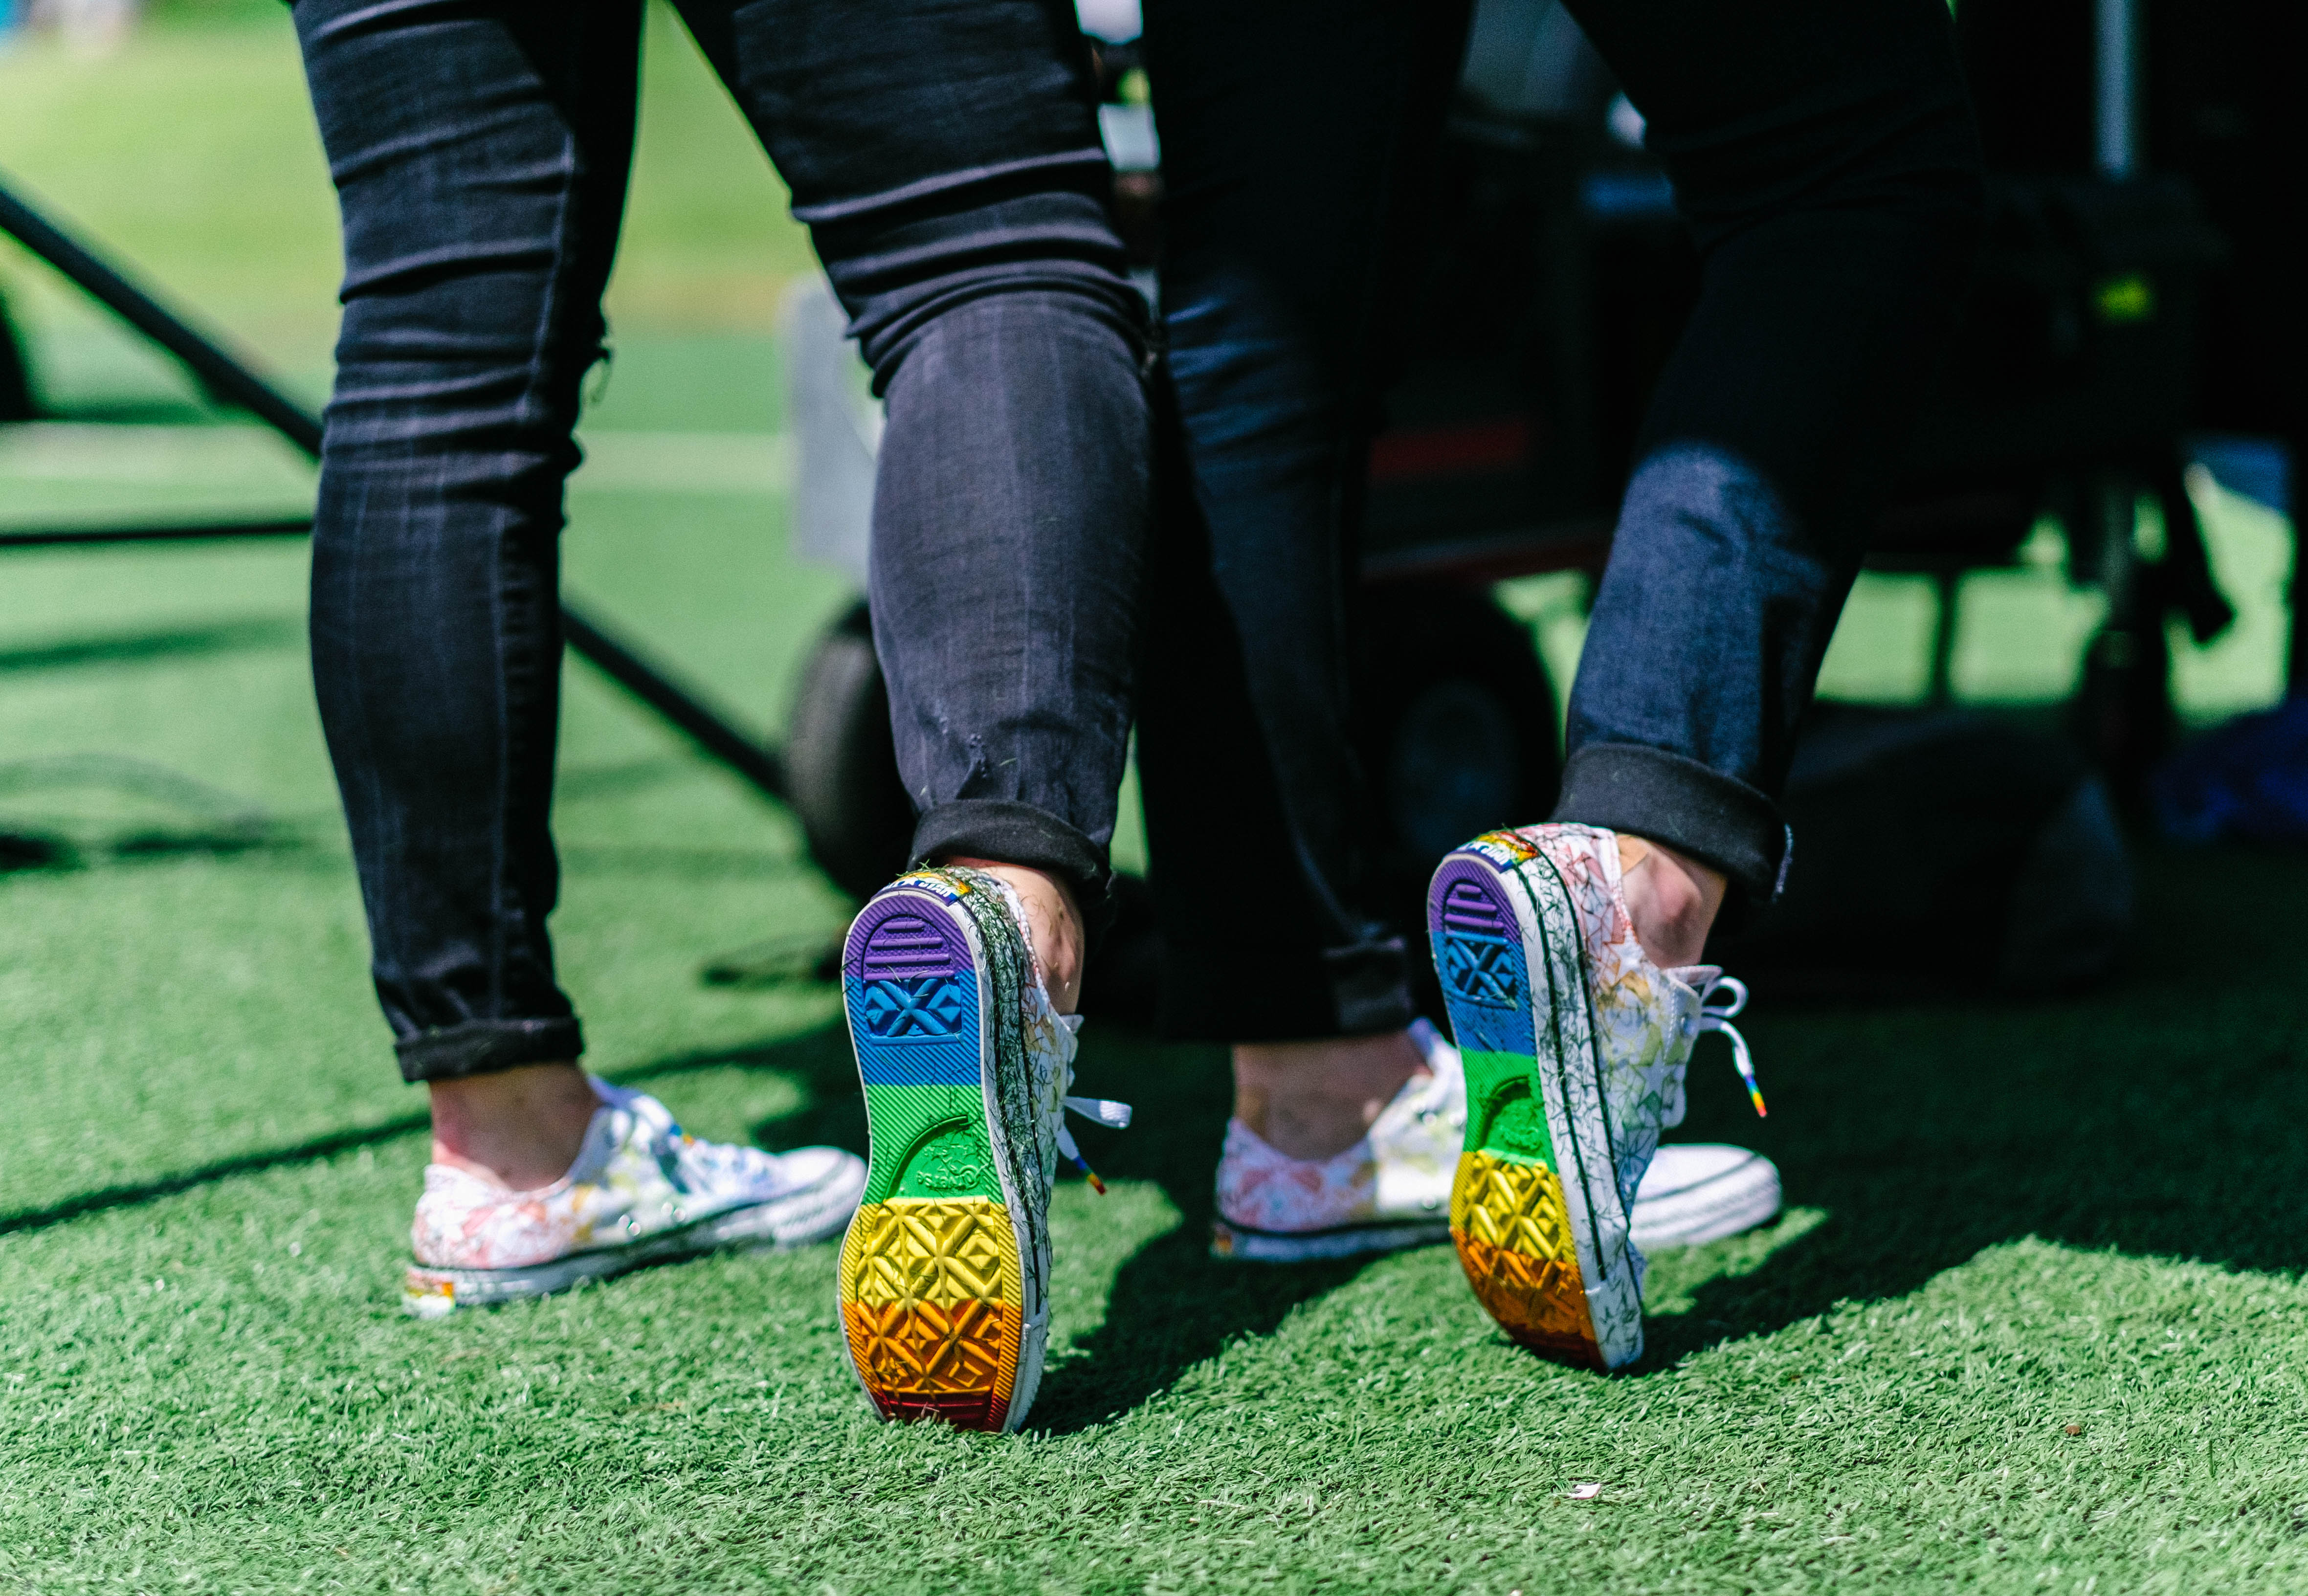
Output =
[
  {"x1": 1462, "y1": 1048, "x2": 1553, "y2": 1170},
  {"x1": 862, "y1": 1083, "x2": 999, "y2": 1205}
]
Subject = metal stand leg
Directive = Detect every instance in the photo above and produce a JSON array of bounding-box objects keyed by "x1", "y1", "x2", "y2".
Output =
[{"x1": 0, "y1": 175, "x2": 788, "y2": 803}]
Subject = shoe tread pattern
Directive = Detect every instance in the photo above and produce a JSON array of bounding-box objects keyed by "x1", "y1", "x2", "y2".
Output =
[
  {"x1": 840, "y1": 1196, "x2": 1022, "y2": 1430},
  {"x1": 841, "y1": 877, "x2": 1034, "y2": 1430},
  {"x1": 1432, "y1": 839, "x2": 1631, "y2": 1368}
]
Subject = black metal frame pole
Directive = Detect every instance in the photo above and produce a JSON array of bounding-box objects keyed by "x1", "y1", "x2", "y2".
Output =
[
  {"x1": 0, "y1": 181, "x2": 324, "y2": 455},
  {"x1": 0, "y1": 518, "x2": 312, "y2": 549},
  {"x1": 0, "y1": 173, "x2": 787, "y2": 800}
]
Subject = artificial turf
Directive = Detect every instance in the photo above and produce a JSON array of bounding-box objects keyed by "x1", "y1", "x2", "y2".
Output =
[{"x1": 9, "y1": 8, "x2": 2308, "y2": 1594}]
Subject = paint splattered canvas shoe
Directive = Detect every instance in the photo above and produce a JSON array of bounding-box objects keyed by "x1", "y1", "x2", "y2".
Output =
[
  {"x1": 1428, "y1": 823, "x2": 1762, "y2": 1369},
  {"x1": 1209, "y1": 1019, "x2": 1464, "y2": 1262},
  {"x1": 837, "y1": 866, "x2": 1129, "y2": 1432},
  {"x1": 403, "y1": 1078, "x2": 866, "y2": 1318},
  {"x1": 1630, "y1": 1143, "x2": 1781, "y2": 1251}
]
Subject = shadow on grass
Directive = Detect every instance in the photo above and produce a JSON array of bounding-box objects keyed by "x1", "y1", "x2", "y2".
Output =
[
  {"x1": 1632, "y1": 843, "x2": 2308, "y2": 1371},
  {"x1": 0, "y1": 617, "x2": 298, "y2": 676},
  {"x1": 1032, "y1": 846, "x2": 2308, "y2": 1412},
  {"x1": 1030, "y1": 1029, "x2": 1389, "y2": 1434},
  {"x1": 0, "y1": 1032, "x2": 848, "y2": 1239},
  {"x1": 0, "y1": 1110, "x2": 431, "y2": 1237},
  {"x1": 738, "y1": 1017, "x2": 1381, "y2": 1434}
]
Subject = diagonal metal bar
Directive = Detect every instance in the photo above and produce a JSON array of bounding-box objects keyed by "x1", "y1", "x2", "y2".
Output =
[
  {"x1": 0, "y1": 174, "x2": 788, "y2": 801},
  {"x1": 0, "y1": 176, "x2": 324, "y2": 457},
  {"x1": 0, "y1": 517, "x2": 314, "y2": 548}
]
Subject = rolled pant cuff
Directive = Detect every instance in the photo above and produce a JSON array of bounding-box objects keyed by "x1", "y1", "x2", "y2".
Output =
[
  {"x1": 396, "y1": 1017, "x2": 585, "y2": 1085},
  {"x1": 1552, "y1": 743, "x2": 1789, "y2": 909},
  {"x1": 911, "y1": 798, "x2": 1110, "y2": 902}
]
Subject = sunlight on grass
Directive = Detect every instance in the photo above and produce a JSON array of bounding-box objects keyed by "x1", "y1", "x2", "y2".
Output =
[
  {"x1": 11, "y1": 10, "x2": 2308, "y2": 1593},
  {"x1": 0, "y1": 0, "x2": 816, "y2": 403}
]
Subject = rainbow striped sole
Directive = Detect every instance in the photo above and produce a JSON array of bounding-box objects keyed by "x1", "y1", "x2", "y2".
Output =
[
  {"x1": 1429, "y1": 833, "x2": 1643, "y2": 1370},
  {"x1": 837, "y1": 872, "x2": 1045, "y2": 1431}
]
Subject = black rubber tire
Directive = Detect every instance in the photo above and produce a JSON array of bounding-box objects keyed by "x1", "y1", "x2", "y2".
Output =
[
  {"x1": 782, "y1": 601, "x2": 1165, "y2": 1020},
  {"x1": 782, "y1": 587, "x2": 1559, "y2": 1025},
  {"x1": 783, "y1": 601, "x2": 916, "y2": 902},
  {"x1": 1354, "y1": 581, "x2": 1561, "y2": 992}
]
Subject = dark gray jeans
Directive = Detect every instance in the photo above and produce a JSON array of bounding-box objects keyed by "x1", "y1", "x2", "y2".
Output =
[
  {"x1": 295, "y1": 0, "x2": 1150, "y2": 1082},
  {"x1": 1137, "y1": 0, "x2": 1984, "y2": 1040}
]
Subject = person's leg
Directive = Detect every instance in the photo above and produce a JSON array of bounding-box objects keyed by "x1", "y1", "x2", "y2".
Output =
[
  {"x1": 296, "y1": 0, "x2": 638, "y2": 1184},
  {"x1": 298, "y1": 2, "x2": 866, "y2": 1286},
  {"x1": 673, "y1": 0, "x2": 1149, "y2": 1430},
  {"x1": 677, "y1": 0, "x2": 1150, "y2": 999},
  {"x1": 1139, "y1": 0, "x2": 1474, "y2": 1171},
  {"x1": 1433, "y1": 0, "x2": 1980, "y2": 1367},
  {"x1": 1549, "y1": 0, "x2": 1984, "y2": 924}
]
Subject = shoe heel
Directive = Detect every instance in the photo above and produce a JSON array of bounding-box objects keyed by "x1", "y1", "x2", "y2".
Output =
[
  {"x1": 1429, "y1": 842, "x2": 1608, "y2": 1367},
  {"x1": 837, "y1": 883, "x2": 1026, "y2": 1430}
]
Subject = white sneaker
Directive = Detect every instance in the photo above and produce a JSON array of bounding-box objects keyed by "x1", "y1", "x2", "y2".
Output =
[
  {"x1": 1428, "y1": 823, "x2": 1764, "y2": 1368},
  {"x1": 1630, "y1": 1143, "x2": 1781, "y2": 1249},
  {"x1": 1209, "y1": 1019, "x2": 1464, "y2": 1263},
  {"x1": 836, "y1": 865, "x2": 1131, "y2": 1433},
  {"x1": 403, "y1": 1077, "x2": 866, "y2": 1318}
]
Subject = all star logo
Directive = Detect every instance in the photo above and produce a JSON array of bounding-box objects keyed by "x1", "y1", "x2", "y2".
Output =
[{"x1": 910, "y1": 1136, "x2": 989, "y2": 1192}]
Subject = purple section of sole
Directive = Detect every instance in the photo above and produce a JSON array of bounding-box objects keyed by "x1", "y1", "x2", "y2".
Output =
[
  {"x1": 847, "y1": 891, "x2": 965, "y2": 985},
  {"x1": 1427, "y1": 856, "x2": 1509, "y2": 950},
  {"x1": 1429, "y1": 854, "x2": 1534, "y2": 1055},
  {"x1": 1438, "y1": 872, "x2": 1509, "y2": 936}
]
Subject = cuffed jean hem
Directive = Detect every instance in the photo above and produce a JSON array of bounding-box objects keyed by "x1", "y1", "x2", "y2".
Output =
[
  {"x1": 911, "y1": 798, "x2": 1110, "y2": 902},
  {"x1": 395, "y1": 1016, "x2": 586, "y2": 1085},
  {"x1": 1156, "y1": 932, "x2": 1415, "y2": 1043},
  {"x1": 1552, "y1": 743, "x2": 1790, "y2": 910}
]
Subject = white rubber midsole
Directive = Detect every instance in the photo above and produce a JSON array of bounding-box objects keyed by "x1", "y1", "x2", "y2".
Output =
[
  {"x1": 405, "y1": 1156, "x2": 866, "y2": 1317},
  {"x1": 1496, "y1": 848, "x2": 1646, "y2": 1369},
  {"x1": 1210, "y1": 1217, "x2": 1451, "y2": 1264}
]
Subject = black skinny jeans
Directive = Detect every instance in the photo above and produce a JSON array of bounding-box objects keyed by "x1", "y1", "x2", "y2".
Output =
[
  {"x1": 1137, "y1": 0, "x2": 1983, "y2": 1040},
  {"x1": 295, "y1": 0, "x2": 1151, "y2": 1082}
]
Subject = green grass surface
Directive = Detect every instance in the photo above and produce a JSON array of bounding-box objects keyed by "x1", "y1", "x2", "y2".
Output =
[
  {"x1": 0, "y1": 0, "x2": 815, "y2": 394},
  {"x1": 10, "y1": 8, "x2": 2308, "y2": 1594}
]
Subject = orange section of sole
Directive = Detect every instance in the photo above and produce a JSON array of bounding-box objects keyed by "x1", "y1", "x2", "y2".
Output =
[
  {"x1": 842, "y1": 1299, "x2": 1021, "y2": 1430},
  {"x1": 1452, "y1": 1231, "x2": 1604, "y2": 1369}
]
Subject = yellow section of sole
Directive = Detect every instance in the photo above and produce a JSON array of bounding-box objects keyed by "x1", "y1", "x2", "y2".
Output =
[
  {"x1": 1450, "y1": 1150, "x2": 1601, "y2": 1365},
  {"x1": 840, "y1": 1197, "x2": 1023, "y2": 1309}
]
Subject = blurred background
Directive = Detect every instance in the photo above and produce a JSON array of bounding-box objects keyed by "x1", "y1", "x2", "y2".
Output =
[
  {"x1": 0, "y1": 0, "x2": 875, "y2": 1201},
  {"x1": 0, "y1": 0, "x2": 2300, "y2": 1197}
]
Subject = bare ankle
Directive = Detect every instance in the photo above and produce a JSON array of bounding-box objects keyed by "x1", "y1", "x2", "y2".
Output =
[
  {"x1": 428, "y1": 1062, "x2": 599, "y2": 1192},
  {"x1": 1232, "y1": 1030, "x2": 1426, "y2": 1161},
  {"x1": 945, "y1": 858, "x2": 1085, "y2": 1012},
  {"x1": 1615, "y1": 835, "x2": 1728, "y2": 969}
]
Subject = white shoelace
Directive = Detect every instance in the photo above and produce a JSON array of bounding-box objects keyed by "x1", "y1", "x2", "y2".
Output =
[
  {"x1": 1045, "y1": 1015, "x2": 1132, "y2": 1192},
  {"x1": 1693, "y1": 974, "x2": 1767, "y2": 1117},
  {"x1": 1054, "y1": 1095, "x2": 1132, "y2": 1193}
]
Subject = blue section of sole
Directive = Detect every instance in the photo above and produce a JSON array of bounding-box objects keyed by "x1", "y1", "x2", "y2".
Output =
[
  {"x1": 1429, "y1": 854, "x2": 1538, "y2": 1061},
  {"x1": 844, "y1": 892, "x2": 985, "y2": 1089}
]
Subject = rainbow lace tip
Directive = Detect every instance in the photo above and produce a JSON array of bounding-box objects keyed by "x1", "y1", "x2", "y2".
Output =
[
  {"x1": 1065, "y1": 1151, "x2": 1109, "y2": 1195},
  {"x1": 1747, "y1": 1086, "x2": 1768, "y2": 1118}
]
